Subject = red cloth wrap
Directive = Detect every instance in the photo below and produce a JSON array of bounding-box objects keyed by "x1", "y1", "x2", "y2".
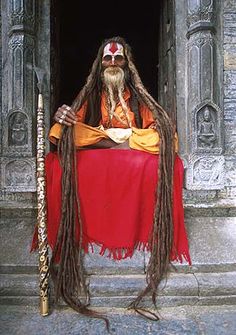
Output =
[{"x1": 32, "y1": 149, "x2": 191, "y2": 264}]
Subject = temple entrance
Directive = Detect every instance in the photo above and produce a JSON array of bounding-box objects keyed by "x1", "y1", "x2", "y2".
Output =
[
  {"x1": 51, "y1": 1, "x2": 175, "y2": 117},
  {"x1": 1, "y1": 0, "x2": 235, "y2": 318}
]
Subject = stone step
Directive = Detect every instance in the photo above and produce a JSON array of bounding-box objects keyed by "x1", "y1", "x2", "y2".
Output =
[
  {"x1": 0, "y1": 216, "x2": 235, "y2": 274},
  {"x1": 1, "y1": 304, "x2": 236, "y2": 335},
  {"x1": 0, "y1": 271, "x2": 235, "y2": 308}
]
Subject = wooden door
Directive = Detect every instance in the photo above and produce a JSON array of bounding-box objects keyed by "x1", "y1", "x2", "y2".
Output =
[{"x1": 158, "y1": 0, "x2": 177, "y2": 124}]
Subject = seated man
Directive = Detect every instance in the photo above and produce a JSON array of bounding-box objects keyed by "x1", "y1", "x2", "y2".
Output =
[
  {"x1": 49, "y1": 39, "x2": 178, "y2": 153},
  {"x1": 39, "y1": 36, "x2": 190, "y2": 324}
]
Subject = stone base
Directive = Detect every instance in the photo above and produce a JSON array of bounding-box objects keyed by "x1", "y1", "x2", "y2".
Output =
[
  {"x1": 0, "y1": 211, "x2": 236, "y2": 311},
  {"x1": 1, "y1": 305, "x2": 236, "y2": 335}
]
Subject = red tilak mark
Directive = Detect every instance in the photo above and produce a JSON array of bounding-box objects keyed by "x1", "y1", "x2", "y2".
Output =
[{"x1": 109, "y1": 42, "x2": 118, "y2": 54}]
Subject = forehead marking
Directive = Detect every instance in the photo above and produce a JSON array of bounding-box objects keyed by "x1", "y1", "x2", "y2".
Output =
[{"x1": 109, "y1": 42, "x2": 118, "y2": 54}]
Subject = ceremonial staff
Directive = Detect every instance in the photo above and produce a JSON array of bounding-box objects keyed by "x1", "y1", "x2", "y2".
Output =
[{"x1": 34, "y1": 67, "x2": 49, "y2": 316}]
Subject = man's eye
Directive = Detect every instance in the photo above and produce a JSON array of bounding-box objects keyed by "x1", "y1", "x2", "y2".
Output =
[
  {"x1": 102, "y1": 55, "x2": 112, "y2": 62},
  {"x1": 114, "y1": 55, "x2": 124, "y2": 62}
]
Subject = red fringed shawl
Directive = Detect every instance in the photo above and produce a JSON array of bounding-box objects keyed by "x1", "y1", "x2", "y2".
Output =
[{"x1": 31, "y1": 149, "x2": 191, "y2": 265}]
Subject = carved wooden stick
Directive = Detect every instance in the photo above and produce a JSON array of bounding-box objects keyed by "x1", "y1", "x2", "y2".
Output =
[{"x1": 35, "y1": 67, "x2": 49, "y2": 316}]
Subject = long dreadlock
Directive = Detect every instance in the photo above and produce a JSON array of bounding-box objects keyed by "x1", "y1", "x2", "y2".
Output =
[{"x1": 50, "y1": 36, "x2": 175, "y2": 325}]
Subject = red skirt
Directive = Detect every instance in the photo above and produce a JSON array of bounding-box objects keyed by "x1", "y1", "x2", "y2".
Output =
[{"x1": 31, "y1": 149, "x2": 191, "y2": 264}]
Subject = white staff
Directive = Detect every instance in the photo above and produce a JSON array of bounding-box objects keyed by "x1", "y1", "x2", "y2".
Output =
[{"x1": 34, "y1": 66, "x2": 49, "y2": 316}]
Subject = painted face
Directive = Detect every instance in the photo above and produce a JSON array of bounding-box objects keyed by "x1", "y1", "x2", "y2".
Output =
[{"x1": 102, "y1": 42, "x2": 126, "y2": 67}]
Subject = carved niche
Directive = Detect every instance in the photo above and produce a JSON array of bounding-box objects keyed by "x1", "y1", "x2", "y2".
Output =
[
  {"x1": 193, "y1": 102, "x2": 222, "y2": 154},
  {"x1": 197, "y1": 105, "x2": 216, "y2": 148},
  {"x1": 8, "y1": 111, "x2": 28, "y2": 146},
  {"x1": 186, "y1": 155, "x2": 225, "y2": 190},
  {"x1": 2, "y1": 158, "x2": 36, "y2": 192}
]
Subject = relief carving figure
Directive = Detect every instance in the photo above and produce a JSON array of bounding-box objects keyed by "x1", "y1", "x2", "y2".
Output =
[
  {"x1": 8, "y1": 112, "x2": 28, "y2": 146},
  {"x1": 197, "y1": 107, "x2": 216, "y2": 148},
  {"x1": 193, "y1": 157, "x2": 224, "y2": 186},
  {"x1": 5, "y1": 161, "x2": 32, "y2": 186}
]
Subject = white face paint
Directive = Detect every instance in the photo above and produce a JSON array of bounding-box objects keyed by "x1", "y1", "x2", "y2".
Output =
[
  {"x1": 102, "y1": 42, "x2": 125, "y2": 65},
  {"x1": 103, "y1": 42, "x2": 124, "y2": 58}
]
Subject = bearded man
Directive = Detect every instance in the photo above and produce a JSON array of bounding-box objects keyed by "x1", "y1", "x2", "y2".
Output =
[
  {"x1": 50, "y1": 38, "x2": 178, "y2": 152},
  {"x1": 33, "y1": 36, "x2": 191, "y2": 326}
]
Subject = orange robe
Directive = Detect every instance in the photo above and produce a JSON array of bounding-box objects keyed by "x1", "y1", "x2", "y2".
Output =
[{"x1": 49, "y1": 90, "x2": 178, "y2": 154}]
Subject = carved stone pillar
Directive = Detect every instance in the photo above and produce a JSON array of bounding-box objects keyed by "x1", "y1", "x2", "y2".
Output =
[
  {"x1": 185, "y1": 0, "x2": 224, "y2": 191},
  {"x1": 174, "y1": 0, "x2": 234, "y2": 207},
  {"x1": 0, "y1": 0, "x2": 36, "y2": 201}
]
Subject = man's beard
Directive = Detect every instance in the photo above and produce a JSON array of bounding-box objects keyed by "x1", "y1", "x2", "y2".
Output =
[
  {"x1": 102, "y1": 67, "x2": 130, "y2": 127},
  {"x1": 102, "y1": 66, "x2": 125, "y2": 91}
]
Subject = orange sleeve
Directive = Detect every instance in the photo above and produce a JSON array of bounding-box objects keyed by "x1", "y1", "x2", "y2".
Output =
[
  {"x1": 129, "y1": 127, "x2": 179, "y2": 154},
  {"x1": 48, "y1": 123, "x2": 62, "y2": 145},
  {"x1": 139, "y1": 104, "x2": 155, "y2": 129},
  {"x1": 76, "y1": 101, "x2": 87, "y2": 122}
]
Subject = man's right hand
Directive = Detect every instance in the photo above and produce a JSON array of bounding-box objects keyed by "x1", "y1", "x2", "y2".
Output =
[{"x1": 53, "y1": 104, "x2": 77, "y2": 126}]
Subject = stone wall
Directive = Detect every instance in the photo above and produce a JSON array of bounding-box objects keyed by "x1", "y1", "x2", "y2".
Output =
[
  {"x1": 220, "y1": 0, "x2": 236, "y2": 202},
  {"x1": 0, "y1": 0, "x2": 235, "y2": 211},
  {"x1": 0, "y1": 0, "x2": 50, "y2": 209}
]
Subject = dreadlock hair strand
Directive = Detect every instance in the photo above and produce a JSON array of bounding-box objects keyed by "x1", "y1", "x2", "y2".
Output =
[
  {"x1": 123, "y1": 38, "x2": 176, "y2": 315},
  {"x1": 50, "y1": 35, "x2": 176, "y2": 324},
  {"x1": 50, "y1": 126, "x2": 110, "y2": 330}
]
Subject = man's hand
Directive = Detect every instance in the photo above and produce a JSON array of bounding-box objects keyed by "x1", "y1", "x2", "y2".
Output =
[
  {"x1": 148, "y1": 121, "x2": 157, "y2": 130},
  {"x1": 54, "y1": 104, "x2": 77, "y2": 126}
]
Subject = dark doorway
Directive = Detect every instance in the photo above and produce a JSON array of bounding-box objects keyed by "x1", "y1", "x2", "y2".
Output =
[{"x1": 54, "y1": 1, "x2": 162, "y2": 108}]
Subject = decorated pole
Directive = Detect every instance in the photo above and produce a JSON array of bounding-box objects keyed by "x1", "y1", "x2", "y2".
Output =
[{"x1": 34, "y1": 67, "x2": 49, "y2": 316}]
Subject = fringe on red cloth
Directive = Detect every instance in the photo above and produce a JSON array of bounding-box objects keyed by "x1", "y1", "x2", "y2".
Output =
[{"x1": 31, "y1": 149, "x2": 191, "y2": 265}]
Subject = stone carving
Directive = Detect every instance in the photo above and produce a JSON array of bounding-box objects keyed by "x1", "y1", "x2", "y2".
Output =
[
  {"x1": 186, "y1": 155, "x2": 225, "y2": 190},
  {"x1": 225, "y1": 123, "x2": 236, "y2": 154},
  {"x1": 8, "y1": 111, "x2": 28, "y2": 146},
  {"x1": 0, "y1": 189, "x2": 36, "y2": 202},
  {"x1": 192, "y1": 103, "x2": 222, "y2": 154},
  {"x1": 10, "y1": 0, "x2": 35, "y2": 31},
  {"x1": 193, "y1": 156, "x2": 224, "y2": 188},
  {"x1": 194, "y1": 36, "x2": 213, "y2": 47},
  {"x1": 8, "y1": 34, "x2": 23, "y2": 49},
  {"x1": 187, "y1": 0, "x2": 213, "y2": 28},
  {"x1": 224, "y1": 159, "x2": 236, "y2": 186},
  {"x1": 9, "y1": 34, "x2": 34, "y2": 50},
  {"x1": 183, "y1": 189, "x2": 216, "y2": 202},
  {"x1": 5, "y1": 160, "x2": 33, "y2": 187},
  {"x1": 218, "y1": 186, "x2": 236, "y2": 200},
  {"x1": 188, "y1": 36, "x2": 214, "y2": 106},
  {"x1": 197, "y1": 106, "x2": 216, "y2": 148},
  {"x1": 0, "y1": 0, "x2": 37, "y2": 197}
]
